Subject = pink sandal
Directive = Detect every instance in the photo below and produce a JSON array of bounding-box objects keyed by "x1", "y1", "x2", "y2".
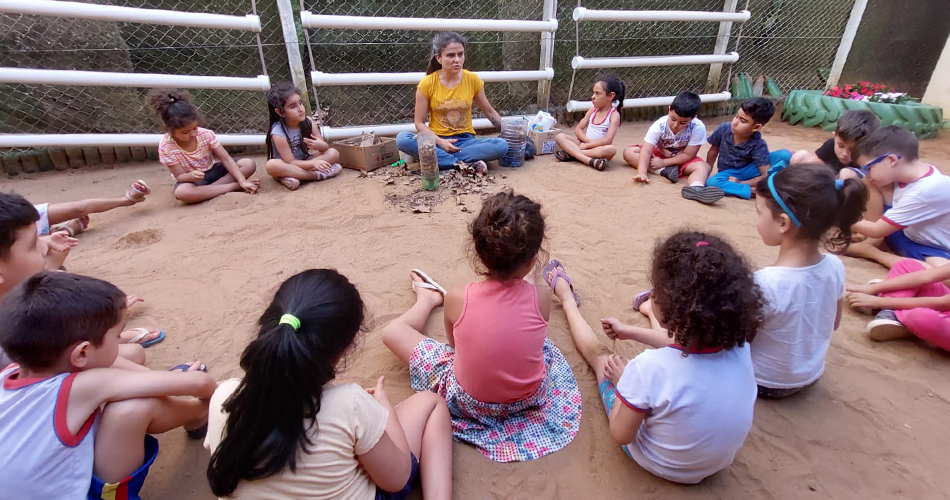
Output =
[{"x1": 125, "y1": 180, "x2": 150, "y2": 203}]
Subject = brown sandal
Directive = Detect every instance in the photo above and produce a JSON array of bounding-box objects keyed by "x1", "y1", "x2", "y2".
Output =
[
  {"x1": 554, "y1": 150, "x2": 574, "y2": 162},
  {"x1": 588, "y1": 158, "x2": 607, "y2": 171}
]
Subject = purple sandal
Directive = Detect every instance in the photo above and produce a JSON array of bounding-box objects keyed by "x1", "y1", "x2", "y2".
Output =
[
  {"x1": 543, "y1": 260, "x2": 581, "y2": 306},
  {"x1": 632, "y1": 289, "x2": 653, "y2": 311}
]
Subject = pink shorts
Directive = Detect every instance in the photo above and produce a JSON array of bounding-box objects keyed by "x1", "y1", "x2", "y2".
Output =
[{"x1": 634, "y1": 145, "x2": 704, "y2": 175}]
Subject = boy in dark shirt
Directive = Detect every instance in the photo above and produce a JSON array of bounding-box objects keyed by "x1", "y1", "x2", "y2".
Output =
[
  {"x1": 791, "y1": 109, "x2": 879, "y2": 174},
  {"x1": 706, "y1": 98, "x2": 792, "y2": 199}
]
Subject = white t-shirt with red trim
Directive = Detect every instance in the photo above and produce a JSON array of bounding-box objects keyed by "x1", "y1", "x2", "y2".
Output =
[
  {"x1": 882, "y1": 166, "x2": 950, "y2": 251},
  {"x1": 0, "y1": 365, "x2": 99, "y2": 498},
  {"x1": 614, "y1": 344, "x2": 757, "y2": 484}
]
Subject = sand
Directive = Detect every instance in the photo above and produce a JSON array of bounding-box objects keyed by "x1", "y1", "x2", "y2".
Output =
[{"x1": 4, "y1": 118, "x2": 950, "y2": 500}]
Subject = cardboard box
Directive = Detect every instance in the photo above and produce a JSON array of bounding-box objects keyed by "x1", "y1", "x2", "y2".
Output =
[
  {"x1": 528, "y1": 128, "x2": 563, "y2": 155},
  {"x1": 332, "y1": 136, "x2": 399, "y2": 172}
]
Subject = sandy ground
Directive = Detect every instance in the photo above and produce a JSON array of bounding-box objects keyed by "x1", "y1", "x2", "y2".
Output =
[{"x1": 4, "y1": 118, "x2": 950, "y2": 500}]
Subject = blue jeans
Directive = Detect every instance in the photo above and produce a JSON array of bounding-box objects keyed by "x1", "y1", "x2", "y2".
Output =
[
  {"x1": 395, "y1": 131, "x2": 508, "y2": 170},
  {"x1": 707, "y1": 149, "x2": 794, "y2": 199}
]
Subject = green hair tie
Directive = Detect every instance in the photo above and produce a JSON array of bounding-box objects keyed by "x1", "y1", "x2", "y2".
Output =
[{"x1": 279, "y1": 314, "x2": 301, "y2": 331}]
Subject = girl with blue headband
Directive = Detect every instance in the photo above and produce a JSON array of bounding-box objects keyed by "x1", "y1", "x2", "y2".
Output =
[{"x1": 750, "y1": 163, "x2": 868, "y2": 398}]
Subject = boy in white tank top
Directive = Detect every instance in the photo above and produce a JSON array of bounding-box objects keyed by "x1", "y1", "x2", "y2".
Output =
[{"x1": 0, "y1": 272, "x2": 217, "y2": 500}]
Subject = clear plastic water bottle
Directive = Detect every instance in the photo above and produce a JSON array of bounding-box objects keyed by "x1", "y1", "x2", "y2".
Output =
[
  {"x1": 499, "y1": 117, "x2": 528, "y2": 168},
  {"x1": 417, "y1": 131, "x2": 439, "y2": 190}
]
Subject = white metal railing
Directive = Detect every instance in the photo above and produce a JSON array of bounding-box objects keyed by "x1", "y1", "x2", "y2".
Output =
[
  {"x1": 566, "y1": 92, "x2": 732, "y2": 112},
  {"x1": 1, "y1": 1, "x2": 269, "y2": 149},
  {"x1": 300, "y1": 13, "x2": 557, "y2": 32},
  {"x1": 311, "y1": 69, "x2": 554, "y2": 87},
  {"x1": 572, "y1": 8, "x2": 750, "y2": 23},
  {"x1": 571, "y1": 53, "x2": 740, "y2": 70},
  {"x1": 0, "y1": 0, "x2": 262, "y2": 32},
  {"x1": 566, "y1": 4, "x2": 750, "y2": 111},
  {"x1": 0, "y1": 68, "x2": 271, "y2": 91}
]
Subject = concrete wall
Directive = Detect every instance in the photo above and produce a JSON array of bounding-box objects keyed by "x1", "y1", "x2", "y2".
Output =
[{"x1": 923, "y1": 36, "x2": 950, "y2": 111}]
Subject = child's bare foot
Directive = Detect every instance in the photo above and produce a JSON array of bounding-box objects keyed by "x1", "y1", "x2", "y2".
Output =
[
  {"x1": 125, "y1": 295, "x2": 144, "y2": 314},
  {"x1": 410, "y1": 271, "x2": 445, "y2": 308},
  {"x1": 604, "y1": 354, "x2": 626, "y2": 386},
  {"x1": 279, "y1": 177, "x2": 301, "y2": 191},
  {"x1": 120, "y1": 327, "x2": 163, "y2": 346}
]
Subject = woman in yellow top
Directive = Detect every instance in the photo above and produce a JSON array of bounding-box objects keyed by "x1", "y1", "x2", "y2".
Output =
[{"x1": 395, "y1": 32, "x2": 510, "y2": 172}]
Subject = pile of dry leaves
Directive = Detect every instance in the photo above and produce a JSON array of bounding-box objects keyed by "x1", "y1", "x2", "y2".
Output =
[{"x1": 360, "y1": 162, "x2": 508, "y2": 214}]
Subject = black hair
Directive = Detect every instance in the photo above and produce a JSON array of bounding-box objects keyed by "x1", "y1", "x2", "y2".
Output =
[
  {"x1": 0, "y1": 272, "x2": 126, "y2": 369},
  {"x1": 650, "y1": 231, "x2": 764, "y2": 352},
  {"x1": 670, "y1": 91, "x2": 701, "y2": 118},
  {"x1": 146, "y1": 88, "x2": 200, "y2": 131},
  {"x1": 265, "y1": 82, "x2": 314, "y2": 160},
  {"x1": 0, "y1": 192, "x2": 39, "y2": 259},
  {"x1": 853, "y1": 125, "x2": 919, "y2": 161},
  {"x1": 426, "y1": 32, "x2": 467, "y2": 74},
  {"x1": 740, "y1": 97, "x2": 776, "y2": 125},
  {"x1": 470, "y1": 190, "x2": 546, "y2": 280},
  {"x1": 834, "y1": 109, "x2": 880, "y2": 143},
  {"x1": 207, "y1": 269, "x2": 365, "y2": 497},
  {"x1": 756, "y1": 164, "x2": 868, "y2": 251},
  {"x1": 594, "y1": 73, "x2": 626, "y2": 109}
]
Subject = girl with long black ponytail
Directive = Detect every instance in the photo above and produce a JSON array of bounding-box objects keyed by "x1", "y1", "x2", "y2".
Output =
[{"x1": 205, "y1": 269, "x2": 452, "y2": 499}]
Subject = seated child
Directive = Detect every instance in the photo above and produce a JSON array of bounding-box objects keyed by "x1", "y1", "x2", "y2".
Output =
[
  {"x1": 147, "y1": 89, "x2": 260, "y2": 204},
  {"x1": 264, "y1": 82, "x2": 342, "y2": 191},
  {"x1": 554, "y1": 74, "x2": 625, "y2": 171},
  {"x1": 706, "y1": 97, "x2": 793, "y2": 199},
  {"x1": 751, "y1": 164, "x2": 867, "y2": 398},
  {"x1": 846, "y1": 259, "x2": 950, "y2": 352},
  {"x1": 624, "y1": 91, "x2": 724, "y2": 204},
  {"x1": 791, "y1": 109, "x2": 886, "y2": 220},
  {"x1": 553, "y1": 231, "x2": 760, "y2": 484},
  {"x1": 383, "y1": 190, "x2": 581, "y2": 462},
  {"x1": 35, "y1": 180, "x2": 150, "y2": 237},
  {"x1": 849, "y1": 126, "x2": 950, "y2": 269},
  {"x1": 0, "y1": 192, "x2": 162, "y2": 368},
  {"x1": 205, "y1": 269, "x2": 452, "y2": 499},
  {"x1": 0, "y1": 271, "x2": 214, "y2": 500}
]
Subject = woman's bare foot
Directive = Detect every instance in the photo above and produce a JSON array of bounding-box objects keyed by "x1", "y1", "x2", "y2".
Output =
[
  {"x1": 604, "y1": 354, "x2": 626, "y2": 386},
  {"x1": 410, "y1": 272, "x2": 444, "y2": 308}
]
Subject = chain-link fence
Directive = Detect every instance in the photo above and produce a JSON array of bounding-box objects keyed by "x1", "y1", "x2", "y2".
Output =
[
  {"x1": 1, "y1": 0, "x2": 907, "y2": 148},
  {"x1": 0, "y1": 0, "x2": 291, "y2": 137}
]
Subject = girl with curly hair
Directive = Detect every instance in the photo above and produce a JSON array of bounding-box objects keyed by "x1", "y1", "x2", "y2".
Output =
[
  {"x1": 552, "y1": 230, "x2": 763, "y2": 484},
  {"x1": 382, "y1": 190, "x2": 582, "y2": 463}
]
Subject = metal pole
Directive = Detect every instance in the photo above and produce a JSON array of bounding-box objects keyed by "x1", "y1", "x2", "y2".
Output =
[
  {"x1": 827, "y1": 0, "x2": 868, "y2": 90},
  {"x1": 275, "y1": 0, "x2": 311, "y2": 113},
  {"x1": 537, "y1": 0, "x2": 557, "y2": 110},
  {"x1": 705, "y1": 0, "x2": 739, "y2": 94}
]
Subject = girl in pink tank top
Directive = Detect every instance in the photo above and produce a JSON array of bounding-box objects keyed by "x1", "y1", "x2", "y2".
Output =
[{"x1": 383, "y1": 191, "x2": 582, "y2": 463}]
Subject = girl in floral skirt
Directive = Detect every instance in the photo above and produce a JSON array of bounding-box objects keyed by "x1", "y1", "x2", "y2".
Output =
[{"x1": 382, "y1": 190, "x2": 582, "y2": 462}]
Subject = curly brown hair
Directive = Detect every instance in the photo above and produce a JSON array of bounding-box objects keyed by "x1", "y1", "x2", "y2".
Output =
[
  {"x1": 650, "y1": 231, "x2": 764, "y2": 352},
  {"x1": 469, "y1": 190, "x2": 545, "y2": 279},
  {"x1": 146, "y1": 88, "x2": 200, "y2": 131}
]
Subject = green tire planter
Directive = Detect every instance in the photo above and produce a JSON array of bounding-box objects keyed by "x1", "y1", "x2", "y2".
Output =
[{"x1": 782, "y1": 90, "x2": 944, "y2": 140}]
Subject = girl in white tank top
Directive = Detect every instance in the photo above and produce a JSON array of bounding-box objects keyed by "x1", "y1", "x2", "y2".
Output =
[{"x1": 554, "y1": 74, "x2": 626, "y2": 171}]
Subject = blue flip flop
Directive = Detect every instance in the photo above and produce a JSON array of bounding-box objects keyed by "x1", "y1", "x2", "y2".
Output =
[
  {"x1": 168, "y1": 363, "x2": 207, "y2": 373},
  {"x1": 126, "y1": 328, "x2": 165, "y2": 348},
  {"x1": 543, "y1": 260, "x2": 581, "y2": 306}
]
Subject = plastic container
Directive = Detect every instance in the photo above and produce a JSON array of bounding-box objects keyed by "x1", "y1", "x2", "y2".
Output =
[
  {"x1": 417, "y1": 131, "x2": 439, "y2": 190},
  {"x1": 499, "y1": 117, "x2": 529, "y2": 168},
  {"x1": 529, "y1": 111, "x2": 556, "y2": 132}
]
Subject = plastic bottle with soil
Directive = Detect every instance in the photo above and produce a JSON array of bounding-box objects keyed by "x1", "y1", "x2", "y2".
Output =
[
  {"x1": 499, "y1": 117, "x2": 528, "y2": 168},
  {"x1": 417, "y1": 131, "x2": 439, "y2": 190}
]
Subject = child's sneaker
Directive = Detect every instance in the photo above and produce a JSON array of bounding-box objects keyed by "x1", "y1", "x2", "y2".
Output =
[
  {"x1": 866, "y1": 310, "x2": 913, "y2": 342},
  {"x1": 658, "y1": 166, "x2": 679, "y2": 183},
  {"x1": 681, "y1": 185, "x2": 725, "y2": 205}
]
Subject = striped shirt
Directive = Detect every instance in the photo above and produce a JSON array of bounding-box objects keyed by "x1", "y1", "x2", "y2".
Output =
[{"x1": 158, "y1": 127, "x2": 221, "y2": 178}]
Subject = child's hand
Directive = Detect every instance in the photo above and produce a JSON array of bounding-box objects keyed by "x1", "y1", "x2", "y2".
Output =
[
  {"x1": 191, "y1": 170, "x2": 205, "y2": 182},
  {"x1": 240, "y1": 179, "x2": 260, "y2": 194},
  {"x1": 845, "y1": 291, "x2": 882, "y2": 310},
  {"x1": 303, "y1": 137, "x2": 326, "y2": 151},
  {"x1": 633, "y1": 173, "x2": 650, "y2": 184},
  {"x1": 846, "y1": 283, "x2": 879, "y2": 295},
  {"x1": 728, "y1": 176, "x2": 739, "y2": 183},
  {"x1": 649, "y1": 157, "x2": 665, "y2": 169},
  {"x1": 311, "y1": 159, "x2": 333, "y2": 173},
  {"x1": 601, "y1": 318, "x2": 627, "y2": 341},
  {"x1": 852, "y1": 233, "x2": 867, "y2": 243},
  {"x1": 436, "y1": 138, "x2": 460, "y2": 153},
  {"x1": 365, "y1": 376, "x2": 392, "y2": 406},
  {"x1": 579, "y1": 143, "x2": 591, "y2": 150},
  {"x1": 46, "y1": 232, "x2": 78, "y2": 252}
]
